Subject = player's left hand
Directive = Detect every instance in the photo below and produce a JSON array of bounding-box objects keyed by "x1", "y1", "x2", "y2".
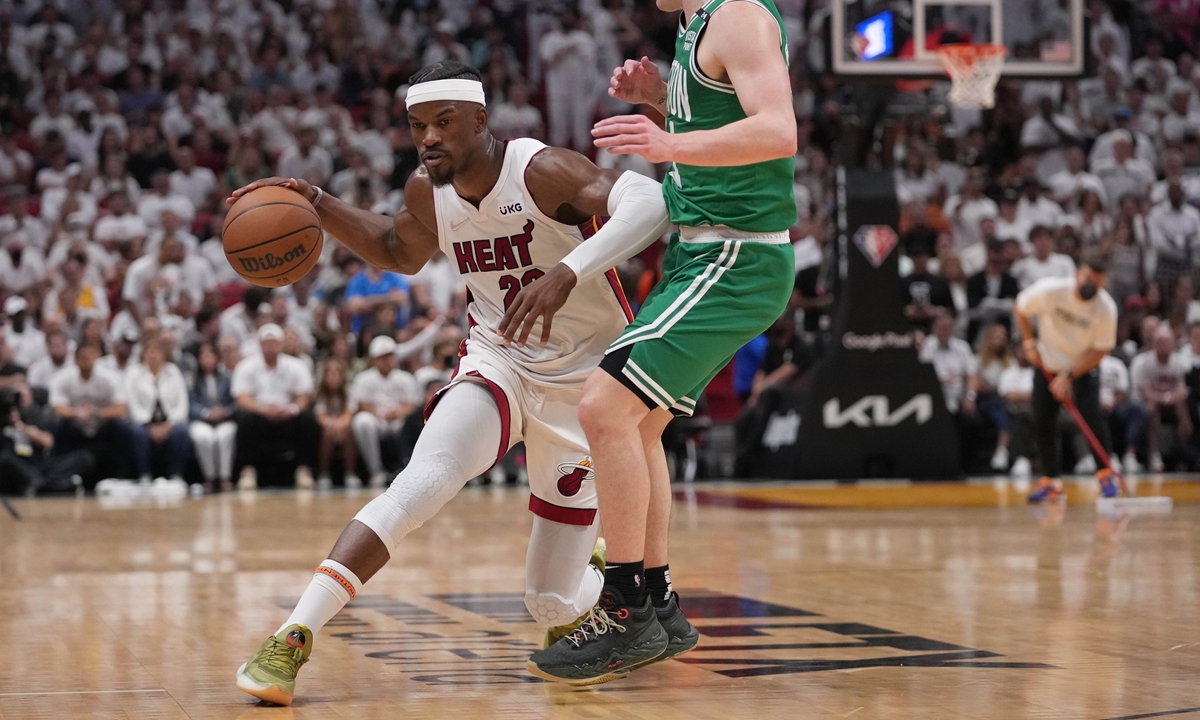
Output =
[
  {"x1": 1050, "y1": 372, "x2": 1073, "y2": 402},
  {"x1": 497, "y1": 263, "x2": 578, "y2": 348},
  {"x1": 592, "y1": 114, "x2": 675, "y2": 163}
]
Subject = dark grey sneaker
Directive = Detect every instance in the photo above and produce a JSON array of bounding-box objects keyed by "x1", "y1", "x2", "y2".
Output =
[
  {"x1": 526, "y1": 588, "x2": 667, "y2": 686},
  {"x1": 649, "y1": 592, "x2": 699, "y2": 663}
]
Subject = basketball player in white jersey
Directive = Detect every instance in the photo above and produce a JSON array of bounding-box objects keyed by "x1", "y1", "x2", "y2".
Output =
[{"x1": 229, "y1": 61, "x2": 670, "y2": 705}]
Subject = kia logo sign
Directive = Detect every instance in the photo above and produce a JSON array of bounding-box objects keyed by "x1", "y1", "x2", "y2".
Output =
[{"x1": 822, "y1": 395, "x2": 933, "y2": 428}]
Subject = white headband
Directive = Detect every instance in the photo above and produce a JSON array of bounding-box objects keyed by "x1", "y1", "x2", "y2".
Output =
[{"x1": 405, "y1": 79, "x2": 486, "y2": 110}]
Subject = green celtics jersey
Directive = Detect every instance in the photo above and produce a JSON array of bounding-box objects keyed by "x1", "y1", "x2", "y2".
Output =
[{"x1": 663, "y1": 0, "x2": 796, "y2": 233}]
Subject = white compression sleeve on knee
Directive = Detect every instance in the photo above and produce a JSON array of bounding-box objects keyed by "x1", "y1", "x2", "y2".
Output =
[
  {"x1": 524, "y1": 515, "x2": 603, "y2": 626},
  {"x1": 558, "y1": 171, "x2": 669, "y2": 285},
  {"x1": 353, "y1": 382, "x2": 504, "y2": 554}
]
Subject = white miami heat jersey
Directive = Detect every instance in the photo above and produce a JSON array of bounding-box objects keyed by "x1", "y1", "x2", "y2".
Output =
[{"x1": 431, "y1": 138, "x2": 634, "y2": 387}]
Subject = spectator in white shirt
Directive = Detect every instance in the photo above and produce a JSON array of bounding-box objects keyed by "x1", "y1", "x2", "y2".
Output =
[
  {"x1": 276, "y1": 123, "x2": 333, "y2": 187},
  {"x1": 998, "y1": 343, "x2": 1036, "y2": 477},
  {"x1": 351, "y1": 336, "x2": 419, "y2": 488},
  {"x1": 1016, "y1": 179, "x2": 1062, "y2": 229},
  {"x1": 28, "y1": 93, "x2": 77, "y2": 147},
  {"x1": 43, "y1": 255, "x2": 111, "y2": 334},
  {"x1": 49, "y1": 344, "x2": 129, "y2": 474},
  {"x1": 126, "y1": 336, "x2": 192, "y2": 482},
  {"x1": 122, "y1": 235, "x2": 215, "y2": 323},
  {"x1": 40, "y1": 167, "x2": 98, "y2": 226},
  {"x1": 1013, "y1": 225, "x2": 1077, "y2": 290},
  {"x1": 231, "y1": 324, "x2": 319, "y2": 489},
  {"x1": 1, "y1": 297, "x2": 44, "y2": 369},
  {"x1": 1162, "y1": 85, "x2": 1200, "y2": 145},
  {"x1": 1020, "y1": 98, "x2": 1081, "y2": 183},
  {"x1": 919, "y1": 311, "x2": 979, "y2": 416},
  {"x1": 27, "y1": 329, "x2": 75, "y2": 391},
  {"x1": 169, "y1": 146, "x2": 218, "y2": 210},
  {"x1": 1048, "y1": 146, "x2": 1107, "y2": 209},
  {"x1": 95, "y1": 328, "x2": 139, "y2": 392},
  {"x1": 1099, "y1": 353, "x2": 1145, "y2": 473},
  {"x1": 1130, "y1": 327, "x2": 1192, "y2": 472},
  {"x1": 0, "y1": 233, "x2": 46, "y2": 295},
  {"x1": 993, "y1": 189, "x2": 1032, "y2": 249},
  {"x1": 1093, "y1": 131, "x2": 1156, "y2": 204},
  {"x1": 1147, "y1": 182, "x2": 1200, "y2": 298},
  {"x1": 488, "y1": 82, "x2": 544, "y2": 141},
  {"x1": 93, "y1": 192, "x2": 149, "y2": 249},
  {"x1": 144, "y1": 209, "x2": 200, "y2": 255},
  {"x1": 0, "y1": 189, "x2": 50, "y2": 250},
  {"x1": 220, "y1": 287, "x2": 272, "y2": 348},
  {"x1": 138, "y1": 170, "x2": 195, "y2": 230}
]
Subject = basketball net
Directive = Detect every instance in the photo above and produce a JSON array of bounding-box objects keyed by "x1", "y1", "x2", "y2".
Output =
[{"x1": 936, "y1": 44, "x2": 1007, "y2": 109}]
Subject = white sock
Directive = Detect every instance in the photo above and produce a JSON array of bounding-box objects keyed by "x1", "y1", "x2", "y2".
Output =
[{"x1": 278, "y1": 559, "x2": 363, "y2": 637}]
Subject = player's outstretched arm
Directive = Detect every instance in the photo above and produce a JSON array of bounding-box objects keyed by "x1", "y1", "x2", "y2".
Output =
[
  {"x1": 593, "y1": 3, "x2": 795, "y2": 166},
  {"x1": 227, "y1": 173, "x2": 440, "y2": 274},
  {"x1": 497, "y1": 148, "x2": 669, "y2": 347}
]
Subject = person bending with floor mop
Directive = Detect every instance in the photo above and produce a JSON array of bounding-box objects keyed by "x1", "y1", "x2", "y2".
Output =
[{"x1": 1015, "y1": 251, "x2": 1121, "y2": 503}]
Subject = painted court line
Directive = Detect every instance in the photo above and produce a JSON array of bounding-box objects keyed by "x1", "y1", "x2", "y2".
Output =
[
  {"x1": 0, "y1": 689, "x2": 167, "y2": 697},
  {"x1": 1102, "y1": 707, "x2": 1200, "y2": 720}
]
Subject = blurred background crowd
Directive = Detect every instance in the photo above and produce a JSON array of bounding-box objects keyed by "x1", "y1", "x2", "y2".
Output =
[{"x1": 0, "y1": 0, "x2": 1198, "y2": 492}]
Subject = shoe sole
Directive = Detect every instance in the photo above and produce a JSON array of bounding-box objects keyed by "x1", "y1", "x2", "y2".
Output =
[
  {"x1": 526, "y1": 632, "x2": 668, "y2": 687},
  {"x1": 235, "y1": 663, "x2": 294, "y2": 706}
]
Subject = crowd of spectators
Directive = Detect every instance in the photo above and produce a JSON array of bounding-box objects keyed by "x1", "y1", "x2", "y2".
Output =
[{"x1": 1, "y1": 0, "x2": 1199, "y2": 489}]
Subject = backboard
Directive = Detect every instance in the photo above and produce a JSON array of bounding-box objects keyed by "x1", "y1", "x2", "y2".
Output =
[{"x1": 830, "y1": 0, "x2": 1086, "y2": 78}]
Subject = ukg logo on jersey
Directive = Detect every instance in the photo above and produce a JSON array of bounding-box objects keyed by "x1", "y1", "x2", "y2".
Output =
[{"x1": 238, "y1": 243, "x2": 307, "y2": 273}]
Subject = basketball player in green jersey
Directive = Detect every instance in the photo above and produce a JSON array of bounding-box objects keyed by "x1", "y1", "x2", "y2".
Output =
[{"x1": 516, "y1": 0, "x2": 797, "y2": 685}]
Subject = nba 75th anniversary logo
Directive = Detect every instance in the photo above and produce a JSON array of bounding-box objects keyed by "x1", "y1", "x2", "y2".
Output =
[{"x1": 238, "y1": 242, "x2": 308, "y2": 273}]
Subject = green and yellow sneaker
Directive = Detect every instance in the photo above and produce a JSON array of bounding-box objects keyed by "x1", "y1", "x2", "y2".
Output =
[
  {"x1": 235, "y1": 624, "x2": 312, "y2": 705},
  {"x1": 543, "y1": 538, "x2": 607, "y2": 648}
]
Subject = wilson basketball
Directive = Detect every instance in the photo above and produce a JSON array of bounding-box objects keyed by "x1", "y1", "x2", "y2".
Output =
[{"x1": 223, "y1": 186, "x2": 324, "y2": 288}]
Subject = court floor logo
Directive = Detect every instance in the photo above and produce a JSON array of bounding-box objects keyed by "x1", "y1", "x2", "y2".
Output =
[{"x1": 271, "y1": 590, "x2": 1054, "y2": 685}]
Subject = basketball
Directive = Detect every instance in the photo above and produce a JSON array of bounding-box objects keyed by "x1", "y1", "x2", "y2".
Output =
[{"x1": 223, "y1": 186, "x2": 324, "y2": 288}]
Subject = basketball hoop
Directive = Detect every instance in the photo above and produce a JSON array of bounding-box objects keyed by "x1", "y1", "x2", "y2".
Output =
[{"x1": 936, "y1": 43, "x2": 1007, "y2": 109}]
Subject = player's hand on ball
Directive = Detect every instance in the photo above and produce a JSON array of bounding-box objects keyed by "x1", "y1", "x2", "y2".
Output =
[
  {"x1": 608, "y1": 56, "x2": 664, "y2": 106},
  {"x1": 593, "y1": 114, "x2": 675, "y2": 163},
  {"x1": 227, "y1": 177, "x2": 314, "y2": 205},
  {"x1": 497, "y1": 263, "x2": 578, "y2": 348}
]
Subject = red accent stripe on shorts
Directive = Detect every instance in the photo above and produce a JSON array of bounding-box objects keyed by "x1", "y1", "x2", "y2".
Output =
[
  {"x1": 605, "y1": 269, "x2": 635, "y2": 322},
  {"x1": 528, "y1": 495, "x2": 598, "y2": 526},
  {"x1": 315, "y1": 566, "x2": 356, "y2": 598},
  {"x1": 466, "y1": 371, "x2": 511, "y2": 470}
]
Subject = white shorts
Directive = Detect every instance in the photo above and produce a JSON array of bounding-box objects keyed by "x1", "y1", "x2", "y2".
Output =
[{"x1": 424, "y1": 340, "x2": 598, "y2": 526}]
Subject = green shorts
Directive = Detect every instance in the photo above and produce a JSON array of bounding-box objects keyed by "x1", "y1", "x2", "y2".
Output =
[{"x1": 600, "y1": 229, "x2": 795, "y2": 416}]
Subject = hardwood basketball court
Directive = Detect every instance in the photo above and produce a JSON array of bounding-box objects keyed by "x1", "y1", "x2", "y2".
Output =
[{"x1": 2, "y1": 481, "x2": 1198, "y2": 719}]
